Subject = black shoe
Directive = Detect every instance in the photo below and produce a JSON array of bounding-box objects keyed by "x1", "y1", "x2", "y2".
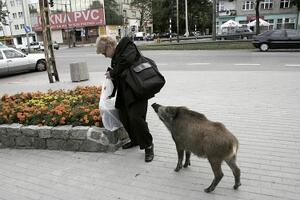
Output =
[
  {"x1": 145, "y1": 144, "x2": 154, "y2": 162},
  {"x1": 122, "y1": 141, "x2": 138, "y2": 149}
]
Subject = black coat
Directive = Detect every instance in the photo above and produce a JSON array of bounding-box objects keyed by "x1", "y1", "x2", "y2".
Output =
[{"x1": 110, "y1": 37, "x2": 141, "y2": 109}]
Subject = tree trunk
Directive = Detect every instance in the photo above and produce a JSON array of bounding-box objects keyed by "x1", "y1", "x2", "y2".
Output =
[{"x1": 255, "y1": 0, "x2": 260, "y2": 35}]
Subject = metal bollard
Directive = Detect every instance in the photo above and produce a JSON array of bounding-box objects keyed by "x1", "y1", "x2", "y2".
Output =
[{"x1": 70, "y1": 62, "x2": 89, "y2": 82}]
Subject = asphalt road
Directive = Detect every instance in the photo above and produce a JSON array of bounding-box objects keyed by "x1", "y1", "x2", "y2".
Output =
[
  {"x1": 54, "y1": 47, "x2": 300, "y2": 73},
  {"x1": 0, "y1": 47, "x2": 299, "y2": 95}
]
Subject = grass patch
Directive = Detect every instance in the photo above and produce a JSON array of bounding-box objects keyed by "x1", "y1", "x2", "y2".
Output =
[{"x1": 139, "y1": 40, "x2": 255, "y2": 50}]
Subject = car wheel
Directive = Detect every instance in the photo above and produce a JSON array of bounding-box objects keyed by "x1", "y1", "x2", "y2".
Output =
[
  {"x1": 260, "y1": 43, "x2": 269, "y2": 52},
  {"x1": 36, "y1": 60, "x2": 47, "y2": 71}
]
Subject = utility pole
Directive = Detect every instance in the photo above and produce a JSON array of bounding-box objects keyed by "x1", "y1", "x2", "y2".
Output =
[
  {"x1": 39, "y1": 0, "x2": 59, "y2": 83},
  {"x1": 212, "y1": 0, "x2": 217, "y2": 41},
  {"x1": 65, "y1": 3, "x2": 71, "y2": 48},
  {"x1": 176, "y1": 0, "x2": 179, "y2": 43},
  {"x1": 185, "y1": 0, "x2": 189, "y2": 37}
]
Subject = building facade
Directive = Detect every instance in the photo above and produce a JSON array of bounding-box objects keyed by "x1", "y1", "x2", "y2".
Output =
[
  {"x1": 217, "y1": 0, "x2": 299, "y2": 34},
  {"x1": 3, "y1": 0, "x2": 35, "y2": 47},
  {"x1": 1, "y1": 0, "x2": 143, "y2": 47}
]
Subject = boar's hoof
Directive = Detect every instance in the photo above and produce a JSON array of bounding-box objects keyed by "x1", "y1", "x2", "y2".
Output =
[
  {"x1": 183, "y1": 161, "x2": 190, "y2": 168},
  {"x1": 204, "y1": 186, "x2": 215, "y2": 193},
  {"x1": 233, "y1": 183, "x2": 241, "y2": 190}
]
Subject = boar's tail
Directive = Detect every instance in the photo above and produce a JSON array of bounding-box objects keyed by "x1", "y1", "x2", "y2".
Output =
[{"x1": 227, "y1": 141, "x2": 239, "y2": 160}]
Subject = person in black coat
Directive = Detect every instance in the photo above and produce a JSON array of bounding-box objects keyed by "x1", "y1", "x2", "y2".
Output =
[{"x1": 96, "y1": 35, "x2": 154, "y2": 162}]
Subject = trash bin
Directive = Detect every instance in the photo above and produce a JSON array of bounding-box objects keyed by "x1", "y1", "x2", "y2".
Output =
[{"x1": 70, "y1": 62, "x2": 89, "y2": 82}]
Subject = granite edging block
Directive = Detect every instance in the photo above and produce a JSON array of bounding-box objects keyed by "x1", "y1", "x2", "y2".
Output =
[
  {"x1": 0, "y1": 123, "x2": 124, "y2": 152},
  {"x1": 6, "y1": 123, "x2": 22, "y2": 136}
]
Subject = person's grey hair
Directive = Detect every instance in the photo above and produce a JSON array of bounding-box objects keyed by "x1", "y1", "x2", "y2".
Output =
[{"x1": 95, "y1": 35, "x2": 117, "y2": 54}]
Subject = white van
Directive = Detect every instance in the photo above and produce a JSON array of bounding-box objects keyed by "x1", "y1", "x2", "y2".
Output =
[{"x1": 134, "y1": 32, "x2": 145, "y2": 41}]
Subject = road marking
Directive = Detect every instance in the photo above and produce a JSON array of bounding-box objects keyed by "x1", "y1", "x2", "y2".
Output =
[
  {"x1": 234, "y1": 63, "x2": 261, "y2": 66},
  {"x1": 187, "y1": 63, "x2": 211, "y2": 65},
  {"x1": 8, "y1": 82, "x2": 24, "y2": 84},
  {"x1": 285, "y1": 64, "x2": 300, "y2": 67}
]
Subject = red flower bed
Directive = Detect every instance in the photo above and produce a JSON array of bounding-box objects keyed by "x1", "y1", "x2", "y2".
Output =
[{"x1": 0, "y1": 86, "x2": 102, "y2": 127}]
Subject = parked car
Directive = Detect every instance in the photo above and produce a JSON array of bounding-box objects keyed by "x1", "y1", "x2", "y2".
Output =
[
  {"x1": 0, "y1": 47, "x2": 46, "y2": 77},
  {"x1": 252, "y1": 29, "x2": 300, "y2": 51},
  {"x1": 19, "y1": 41, "x2": 44, "y2": 52},
  {"x1": 160, "y1": 32, "x2": 177, "y2": 38},
  {"x1": 53, "y1": 41, "x2": 59, "y2": 50},
  {"x1": 145, "y1": 33, "x2": 156, "y2": 41},
  {"x1": 235, "y1": 27, "x2": 253, "y2": 33}
]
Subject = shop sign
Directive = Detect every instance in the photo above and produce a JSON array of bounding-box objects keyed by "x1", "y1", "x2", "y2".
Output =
[{"x1": 33, "y1": 8, "x2": 105, "y2": 31}]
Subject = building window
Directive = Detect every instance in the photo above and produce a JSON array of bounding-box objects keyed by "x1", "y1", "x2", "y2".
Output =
[
  {"x1": 280, "y1": 0, "x2": 291, "y2": 8},
  {"x1": 242, "y1": 1, "x2": 254, "y2": 10},
  {"x1": 18, "y1": 12, "x2": 23, "y2": 18},
  {"x1": 132, "y1": 11, "x2": 136, "y2": 18},
  {"x1": 261, "y1": 0, "x2": 273, "y2": 9},
  {"x1": 10, "y1": 1, "x2": 15, "y2": 7},
  {"x1": 16, "y1": 0, "x2": 22, "y2": 6},
  {"x1": 12, "y1": 13, "x2": 17, "y2": 19},
  {"x1": 218, "y1": 2, "x2": 225, "y2": 11},
  {"x1": 20, "y1": 24, "x2": 25, "y2": 29},
  {"x1": 266, "y1": 19, "x2": 274, "y2": 29},
  {"x1": 14, "y1": 25, "x2": 19, "y2": 30}
]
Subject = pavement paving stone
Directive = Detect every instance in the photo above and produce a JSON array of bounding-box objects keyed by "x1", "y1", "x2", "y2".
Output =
[{"x1": 0, "y1": 71, "x2": 300, "y2": 200}]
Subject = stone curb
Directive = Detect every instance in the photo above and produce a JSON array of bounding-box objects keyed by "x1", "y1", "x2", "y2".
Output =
[{"x1": 0, "y1": 124, "x2": 129, "y2": 152}]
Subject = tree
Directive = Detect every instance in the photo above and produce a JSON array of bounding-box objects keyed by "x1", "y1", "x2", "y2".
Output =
[
  {"x1": 292, "y1": 0, "x2": 300, "y2": 29},
  {"x1": 104, "y1": 0, "x2": 122, "y2": 25},
  {"x1": 0, "y1": 0, "x2": 9, "y2": 25},
  {"x1": 89, "y1": 0, "x2": 103, "y2": 9},
  {"x1": 255, "y1": 0, "x2": 262, "y2": 35},
  {"x1": 152, "y1": 0, "x2": 212, "y2": 35},
  {"x1": 130, "y1": 0, "x2": 152, "y2": 32}
]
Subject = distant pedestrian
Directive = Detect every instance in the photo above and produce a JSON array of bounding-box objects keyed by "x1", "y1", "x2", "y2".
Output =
[{"x1": 96, "y1": 35, "x2": 154, "y2": 162}]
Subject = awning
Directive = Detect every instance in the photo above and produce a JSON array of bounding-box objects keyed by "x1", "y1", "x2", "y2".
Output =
[
  {"x1": 220, "y1": 20, "x2": 242, "y2": 29},
  {"x1": 247, "y1": 18, "x2": 270, "y2": 27}
]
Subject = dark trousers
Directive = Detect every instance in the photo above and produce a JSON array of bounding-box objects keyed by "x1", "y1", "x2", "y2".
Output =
[{"x1": 119, "y1": 99, "x2": 153, "y2": 149}]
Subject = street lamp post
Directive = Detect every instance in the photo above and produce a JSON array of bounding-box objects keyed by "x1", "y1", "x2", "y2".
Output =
[
  {"x1": 176, "y1": 0, "x2": 179, "y2": 42},
  {"x1": 169, "y1": 18, "x2": 172, "y2": 42},
  {"x1": 185, "y1": 0, "x2": 189, "y2": 37},
  {"x1": 212, "y1": 0, "x2": 217, "y2": 41}
]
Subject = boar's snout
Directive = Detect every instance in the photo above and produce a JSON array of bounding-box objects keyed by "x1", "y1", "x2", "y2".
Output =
[{"x1": 151, "y1": 103, "x2": 161, "y2": 113}]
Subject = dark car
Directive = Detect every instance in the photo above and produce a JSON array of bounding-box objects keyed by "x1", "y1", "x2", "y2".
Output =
[{"x1": 252, "y1": 29, "x2": 300, "y2": 51}]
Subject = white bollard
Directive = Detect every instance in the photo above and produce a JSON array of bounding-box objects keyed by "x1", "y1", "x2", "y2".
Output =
[{"x1": 70, "y1": 62, "x2": 89, "y2": 82}]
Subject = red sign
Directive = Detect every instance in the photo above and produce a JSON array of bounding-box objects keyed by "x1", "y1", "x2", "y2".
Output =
[
  {"x1": 247, "y1": 16, "x2": 264, "y2": 21},
  {"x1": 32, "y1": 9, "x2": 105, "y2": 31}
]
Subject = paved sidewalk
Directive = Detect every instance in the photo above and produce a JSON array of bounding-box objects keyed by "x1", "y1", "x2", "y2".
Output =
[{"x1": 1, "y1": 71, "x2": 300, "y2": 200}]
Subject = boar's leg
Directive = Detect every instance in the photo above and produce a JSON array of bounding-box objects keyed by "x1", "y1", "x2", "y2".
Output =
[
  {"x1": 174, "y1": 144, "x2": 184, "y2": 172},
  {"x1": 225, "y1": 155, "x2": 241, "y2": 190},
  {"x1": 205, "y1": 159, "x2": 223, "y2": 193},
  {"x1": 183, "y1": 151, "x2": 191, "y2": 168}
]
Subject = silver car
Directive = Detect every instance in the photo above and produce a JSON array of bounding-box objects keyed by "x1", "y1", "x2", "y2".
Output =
[{"x1": 0, "y1": 47, "x2": 46, "y2": 76}]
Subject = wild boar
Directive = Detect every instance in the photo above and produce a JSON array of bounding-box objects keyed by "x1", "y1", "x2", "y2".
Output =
[{"x1": 152, "y1": 103, "x2": 241, "y2": 193}]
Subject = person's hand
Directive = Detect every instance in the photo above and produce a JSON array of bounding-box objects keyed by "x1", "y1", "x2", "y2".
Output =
[{"x1": 105, "y1": 71, "x2": 112, "y2": 79}]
